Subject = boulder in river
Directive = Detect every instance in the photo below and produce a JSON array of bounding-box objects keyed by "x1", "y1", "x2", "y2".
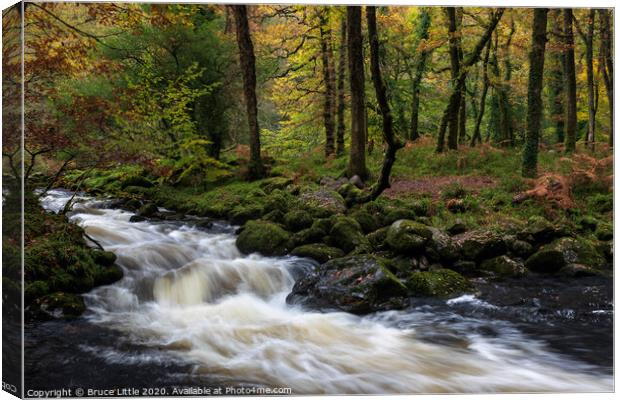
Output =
[
  {"x1": 406, "y1": 269, "x2": 471, "y2": 297},
  {"x1": 525, "y1": 237, "x2": 606, "y2": 274},
  {"x1": 236, "y1": 220, "x2": 291, "y2": 256},
  {"x1": 286, "y1": 255, "x2": 408, "y2": 314},
  {"x1": 291, "y1": 244, "x2": 345, "y2": 264},
  {"x1": 480, "y1": 255, "x2": 527, "y2": 277},
  {"x1": 31, "y1": 292, "x2": 86, "y2": 320},
  {"x1": 425, "y1": 227, "x2": 460, "y2": 263}
]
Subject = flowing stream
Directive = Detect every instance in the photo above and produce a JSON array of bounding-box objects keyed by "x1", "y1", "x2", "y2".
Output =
[{"x1": 28, "y1": 189, "x2": 613, "y2": 394}]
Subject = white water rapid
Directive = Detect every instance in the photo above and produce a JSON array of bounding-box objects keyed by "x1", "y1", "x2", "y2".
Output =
[{"x1": 40, "y1": 190, "x2": 612, "y2": 394}]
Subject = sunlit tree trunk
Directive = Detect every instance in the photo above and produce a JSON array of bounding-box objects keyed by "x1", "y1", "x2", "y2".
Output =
[
  {"x1": 585, "y1": 9, "x2": 596, "y2": 150},
  {"x1": 562, "y1": 8, "x2": 577, "y2": 153},
  {"x1": 522, "y1": 9, "x2": 549, "y2": 178},
  {"x1": 409, "y1": 7, "x2": 431, "y2": 141},
  {"x1": 457, "y1": 8, "x2": 467, "y2": 144},
  {"x1": 346, "y1": 6, "x2": 367, "y2": 179},
  {"x1": 231, "y1": 5, "x2": 265, "y2": 179},
  {"x1": 336, "y1": 16, "x2": 347, "y2": 156}
]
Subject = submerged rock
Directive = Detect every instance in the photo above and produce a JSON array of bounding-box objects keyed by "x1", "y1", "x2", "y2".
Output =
[
  {"x1": 31, "y1": 292, "x2": 86, "y2": 320},
  {"x1": 236, "y1": 220, "x2": 291, "y2": 256},
  {"x1": 286, "y1": 255, "x2": 408, "y2": 314}
]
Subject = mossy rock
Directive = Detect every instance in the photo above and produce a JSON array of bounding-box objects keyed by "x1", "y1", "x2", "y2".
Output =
[
  {"x1": 93, "y1": 265, "x2": 124, "y2": 286},
  {"x1": 577, "y1": 215, "x2": 599, "y2": 232},
  {"x1": 284, "y1": 210, "x2": 314, "y2": 232},
  {"x1": 236, "y1": 220, "x2": 291, "y2": 256},
  {"x1": 264, "y1": 190, "x2": 295, "y2": 214},
  {"x1": 518, "y1": 216, "x2": 561, "y2": 244},
  {"x1": 291, "y1": 244, "x2": 345, "y2": 264},
  {"x1": 480, "y1": 255, "x2": 527, "y2": 277},
  {"x1": 367, "y1": 227, "x2": 389, "y2": 250},
  {"x1": 120, "y1": 175, "x2": 154, "y2": 189},
  {"x1": 596, "y1": 223, "x2": 613, "y2": 241},
  {"x1": 406, "y1": 269, "x2": 471, "y2": 297},
  {"x1": 425, "y1": 227, "x2": 460, "y2": 263},
  {"x1": 350, "y1": 210, "x2": 379, "y2": 234},
  {"x1": 385, "y1": 219, "x2": 432, "y2": 255},
  {"x1": 92, "y1": 250, "x2": 117, "y2": 267},
  {"x1": 262, "y1": 209, "x2": 284, "y2": 224},
  {"x1": 25, "y1": 281, "x2": 51, "y2": 303},
  {"x1": 35, "y1": 292, "x2": 86, "y2": 319},
  {"x1": 311, "y1": 218, "x2": 332, "y2": 234},
  {"x1": 327, "y1": 216, "x2": 369, "y2": 253},
  {"x1": 229, "y1": 204, "x2": 265, "y2": 225},
  {"x1": 452, "y1": 230, "x2": 507, "y2": 261},
  {"x1": 525, "y1": 237, "x2": 606, "y2": 273},
  {"x1": 287, "y1": 255, "x2": 408, "y2": 314},
  {"x1": 381, "y1": 208, "x2": 418, "y2": 227},
  {"x1": 259, "y1": 177, "x2": 293, "y2": 193},
  {"x1": 123, "y1": 185, "x2": 151, "y2": 195},
  {"x1": 299, "y1": 189, "x2": 346, "y2": 217},
  {"x1": 137, "y1": 203, "x2": 158, "y2": 217},
  {"x1": 291, "y1": 226, "x2": 326, "y2": 247},
  {"x1": 337, "y1": 183, "x2": 364, "y2": 204},
  {"x1": 505, "y1": 237, "x2": 534, "y2": 258}
]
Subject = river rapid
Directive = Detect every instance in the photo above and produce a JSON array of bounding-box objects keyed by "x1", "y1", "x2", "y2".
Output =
[{"x1": 25, "y1": 189, "x2": 613, "y2": 394}]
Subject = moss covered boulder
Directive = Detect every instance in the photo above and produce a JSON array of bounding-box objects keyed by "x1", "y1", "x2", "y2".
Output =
[
  {"x1": 367, "y1": 227, "x2": 389, "y2": 250},
  {"x1": 480, "y1": 255, "x2": 527, "y2": 277},
  {"x1": 299, "y1": 189, "x2": 346, "y2": 217},
  {"x1": 350, "y1": 210, "x2": 379, "y2": 234},
  {"x1": 406, "y1": 269, "x2": 471, "y2": 297},
  {"x1": 236, "y1": 220, "x2": 291, "y2": 256},
  {"x1": 286, "y1": 255, "x2": 408, "y2": 314},
  {"x1": 525, "y1": 237, "x2": 606, "y2": 273},
  {"x1": 453, "y1": 230, "x2": 507, "y2": 261},
  {"x1": 284, "y1": 210, "x2": 314, "y2": 232},
  {"x1": 385, "y1": 219, "x2": 432, "y2": 255},
  {"x1": 32, "y1": 292, "x2": 86, "y2": 320},
  {"x1": 425, "y1": 227, "x2": 460, "y2": 263},
  {"x1": 291, "y1": 244, "x2": 345, "y2": 264},
  {"x1": 327, "y1": 216, "x2": 370, "y2": 253},
  {"x1": 259, "y1": 177, "x2": 293, "y2": 193},
  {"x1": 229, "y1": 204, "x2": 265, "y2": 225}
]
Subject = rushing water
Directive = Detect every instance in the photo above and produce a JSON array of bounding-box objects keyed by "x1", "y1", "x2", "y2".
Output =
[{"x1": 27, "y1": 189, "x2": 613, "y2": 394}]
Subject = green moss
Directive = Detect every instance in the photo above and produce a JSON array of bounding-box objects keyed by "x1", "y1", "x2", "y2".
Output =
[
  {"x1": 284, "y1": 210, "x2": 314, "y2": 232},
  {"x1": 236, "y1": 220, "x2": 291, "y2": 256},
  {"x1": 385, "y1": 219, "x2": 432, "y2": 254},
  {"x1": 291, "y1": 244, "x2": 345, "y2": 263},
  {"x1": 327, "y1": 216, "x2": 369, "y2": 253},
  {"x1": 406, "y1": 269, "x2": 471, "y2": 297},
  {"x1": 350, "y1": 210, "x2": 378, "y2": 233}
]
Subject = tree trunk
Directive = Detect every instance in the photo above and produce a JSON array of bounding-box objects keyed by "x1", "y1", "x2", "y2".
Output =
[
  {"x1": 409, "y1": 7, "x2": 431, "y2": 141},
  {"x1": 470, "y1": 40, "x2": 491, "y2": 147},
  {"x1": 362, "y1": 6, "x2": 403, "y2": 201},
  {"x1": 346, "y1": 6, "x2": 367, "y2": 179},
  {"x1": 457, "y1": 8, "x2": 467, "y2": 144},
  {"x1": 437, "y1": 8, "x2": 504, "y2": 153},
  {"x1": 336, "y1": 16, "x2": 347, "y2": 156},
  {"x1": 500, "y1": 19, "x2": 515, "y2": 146},
  {"x1": 599, "y1": 9, "x2": 613, "y2": 147},
  {"x1": 447, "y1": 7, "x2": 461, "y2": 150},
  {"x1": 562, "y1": 8, "x2": 577, "y2": 153},
  {"x1": 319, "y1": 8, "x2": 336, "y2": 157},
  {"x1": 522, "y1": 9, "x2": 549, "y2": 178},
  {"x1": 231, "y1": 5, "x2": 265, "y2": 179},
  {"x1": 581, "y1": 9, "x2": 596, "y2": 150},
  {"x1": 549, "y1": 9, "x2": 565, "y2": 144}
]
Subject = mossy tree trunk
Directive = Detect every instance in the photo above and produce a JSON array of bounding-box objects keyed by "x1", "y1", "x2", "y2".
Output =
[
  {"x1": 562, "y1": 8, "x2": 577, "y2": 153},
  {"x1": 336, "y1": 16, "x2": 347, "y2": 156},
  {"x1": 346, "y1": 6, "x2": 368, "y2": 179},
  {"x1": 409, "y1": 7, "x2": 431, "y2": 141},
  {"x1": 470, "y1": 40, "x2": 491, "y2": 147},
  {"x1": 598, "y1": 9, "x2": 613, "y2": 147},
  {"x1": 231, "y1": 5, "x2": 265, "y2": 180},
  {"x1": 319, "y1": 8, "x2": 336, "y2": 157},
  {"x1": 522, "y1": 8, "x2": 549, "y2": 178}
]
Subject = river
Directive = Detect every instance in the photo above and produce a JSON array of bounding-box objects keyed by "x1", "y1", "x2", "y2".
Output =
[{"x1": 25, "y1": 189, "x2": 613, "y2": 394}]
